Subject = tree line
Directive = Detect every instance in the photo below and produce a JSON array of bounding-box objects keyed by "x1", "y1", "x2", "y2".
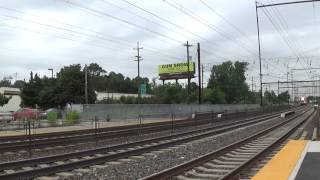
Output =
[{"x1": 0, "y1": 61, "x2": 291, "y2": 109}]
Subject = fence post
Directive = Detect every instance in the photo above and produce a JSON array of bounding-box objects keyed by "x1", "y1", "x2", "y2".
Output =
[
  {"x1": 171, "y1": 112, "x2": 174, "y2": 134},
  {"x1": 27, "y1": 120, "x2": 32, "y2": 158},
  {"x1": 211, "y1": 111, "x2": 214, "y2": 125}
]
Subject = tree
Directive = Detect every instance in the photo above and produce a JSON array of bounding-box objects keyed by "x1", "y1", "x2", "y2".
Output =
[
  {"x1": 13, "y1": 80, "x2": 25, "y2": 89},
  {"x1": 207, "y1": 61, "x2": 249, "y2": 103},
  {"x1": 0, "y1": 79, "x2": 11, "y2": 87},
  {"x1": 278, "y1": 91, "x2": 290, "y2": 103},
  {"x1": 21, "y1": 65, "x2": 97, "y2": 109},
  {"x1": 0, "y1": 93, "x2": 11, "y2": 107},
  {"x1": 20, "y1": 72, "x2": 42, "y2": 108},
  {"x1": 57, "y1": 64, "x2": 96, "y2": 105},
  {"x1": 264, "y1": 91, "x2": 278, "y2": 104},
  {"x1": 203, "y1": 88, "x2": 226, "y2": 104},
  {"x1": 87, "y1": 63, "x2": 106, "y2": 76}
]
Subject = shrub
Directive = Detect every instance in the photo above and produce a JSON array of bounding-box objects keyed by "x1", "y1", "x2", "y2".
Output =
[
  {"x1": 48, "y1": 112, "x2": 58, "y2": 126},
  {"x1": 65, "y1": 111, "x2": 80, "y2": 125}
]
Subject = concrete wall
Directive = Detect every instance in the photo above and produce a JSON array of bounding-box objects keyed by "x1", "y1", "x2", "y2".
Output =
[
  {"x1": 78, "y1": 104, "x2": 260, "y2": 121},
  {"x1": 0, "y1": 87, "x2": 21, "y2": 112},
  {"x1": 96, "y1": 92, "x2": 152, "y2": 101}
]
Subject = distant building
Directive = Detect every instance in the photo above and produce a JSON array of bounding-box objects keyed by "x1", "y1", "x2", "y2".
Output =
[
  {"x1": 96, "y1": 91, "x2": 152, "y2": 101},
  {"x1": 0, "y1": 87, "x2": 21, "y2": 112}
]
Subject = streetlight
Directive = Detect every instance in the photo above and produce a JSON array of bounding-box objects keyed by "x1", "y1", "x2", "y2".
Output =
[{"x1": 48, "y1": 69, "x2": 53, "y2": 78}]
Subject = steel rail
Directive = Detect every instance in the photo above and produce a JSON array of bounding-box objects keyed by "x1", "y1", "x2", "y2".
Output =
[
  {"x1": 141, "y1": 108, "x2": 312, "y2": 180},
  {"x1": 0, "y1": 110, "x2": 286, "y2": 153},
  {"x1": 0, "y1": 111, "x2": 283, "y2": 171},
  {"x1": 0, "y1": 109, "x2": 303, "y2": 179},
  {"x1": 220, "y1": 110, "x2": 316, "y2": 179},
  {"x1": 0, "y1": 110, "x2": 265, "y2": 142}
]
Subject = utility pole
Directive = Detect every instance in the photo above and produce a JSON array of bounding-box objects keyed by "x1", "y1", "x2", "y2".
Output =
[
  {"x1": 291, "y1": 72, "x2": 294, "y2": 103},
  {"x1": 48, "y1": 69, "x2": 53, "y2": 78},
  {"x1": 84, "y1": 65, "x2": 88, "y2": 104},
  {"x1": 251, "y1": 77, "x2": 254, "y2": 92},
  {"x1": 184, "y1": 41, "x2": 192, "y2": 97},
  {"x1": 134, "y1": 42, "x2": 143, "y2": 103},
  {"x1": 255, "y1": 1, "x2": 263, "y2": 107},
  {"x1": 201, "y1": 64, "x2": 204, "y2": 96},
  {"x1": 197, "y1": 43, "x2": 201, "y2": 104},
  {"x1": 278, "y1": 80, "x2": 280, "y2": 106},
  {"x1": 287, "y1": 72, "x2": 289, "y2": 104}
]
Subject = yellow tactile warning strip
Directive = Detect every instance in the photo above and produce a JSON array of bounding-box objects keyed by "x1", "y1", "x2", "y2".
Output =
[{"x1": 252, "y1": 140, "x2": 308, "y2": 180}]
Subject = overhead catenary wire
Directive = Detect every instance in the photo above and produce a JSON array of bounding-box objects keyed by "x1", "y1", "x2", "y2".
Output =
[
  {"x1": 260, "y1": 5, "x2": 311, "y2": 77},
  {"x1": 114, "y1": 0, "x2": 229, "y2": 60},
  {"x1": 267, "y1": 1, "x2": 313, "y2": 70},
  {"x1": 198, "y1": 0, "x2": 257, "y2": 46},
  {"x1": 0, "y1": 6, "x2": 185, "y2": 61},
  {"x1": 164, "y1": 0, "x2": 259, "y2": 57}
]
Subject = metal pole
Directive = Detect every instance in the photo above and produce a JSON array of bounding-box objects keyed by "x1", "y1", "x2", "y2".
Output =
[
  {"x1": 292, "y1": 72, "x2": 294, "y2": 103},
  {"x1": 85, "y1": 65, "x2": 88, "y2": 104},
  {"x1": 255, "y1": 1, "x2": 263, "y2": 107},
  {"x1": 287, "y1": 72, "x2": 289, "y2": 104},
  {"x1": 278, "y1": 80, "x2": 280, "y2": 106},
  {"x1": 201, "y1": 64, "x2": 204, "y2": 96},
  {"x1": 137, "y1": 42, "x2": 141, "y2": 102},
  {"x1": 134, "y1": 42, "x2": 143, "y2": 104},
  {"x1": 184, "y1": 41, "x2": 192, "y2": 98},
  {"x1": 48, "y1": 69, "x2": 53, "y2": 78},
  {"x1": 197, "y1": 43, "x2": 202, "y2": 104},
  {"x1": 252, "y1": 77, "x2": 254, "y2": 92}
]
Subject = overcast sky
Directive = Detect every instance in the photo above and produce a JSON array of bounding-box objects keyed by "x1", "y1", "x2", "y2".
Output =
[{"x1": 0, "y1": 0, "x2": 320, "y2": 94}]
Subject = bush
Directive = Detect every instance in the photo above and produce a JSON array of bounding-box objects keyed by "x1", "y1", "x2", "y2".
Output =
[
  {"x1": 48, "y1": 112, "x2": 58, "y2": 126},
  {"x1": 65, "y1": 111, "x2": 80, "y2": 125}
]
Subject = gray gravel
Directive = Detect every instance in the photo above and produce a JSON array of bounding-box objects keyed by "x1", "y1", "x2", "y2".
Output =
[
  {"x1": 61, "y1": 115, "x2": 287, "y2": 180},
  {"x1": 0, "y1": 116, "x2": 248, "y2": 162}
]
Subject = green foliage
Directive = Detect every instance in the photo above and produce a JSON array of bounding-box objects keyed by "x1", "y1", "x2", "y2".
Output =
[
  {"x1": 0, "y1": 79, "x2": 11, "y2": 87},
  {"x1": 278, "y1": 91, "x2": 290, "y2": 103},
  {"x1": 21, "y1": 65, "x2": 97, "y2": 109},
  {"x1": 65, "y1": 111, "x2": 80, "y2": 125},
  {"x1": 47, "y1": 112, "x2": 58, "y2": 126},
  {"x1": 203, "y1": 88, "x2": 226, "y2": 104},
  {"x1": 263, "y1": 90, "x2": 290, "y2": 105},
  {"x1": 0, "y1": 93, "x2": 11, "y2": 107},
  {"x1": 208, "y1": 61, "x2": 249, "y2": 103}
]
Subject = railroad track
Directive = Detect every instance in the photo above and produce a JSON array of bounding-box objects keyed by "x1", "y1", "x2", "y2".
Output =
[
  {"x1": 0, "y1": 107, "x2": 291, "y2": 144},
  {"x1": 0, "y1": 109, "x2": 290, "y2": 153},
  {"x1": 0, "y1": 108, "x2": 301, "y2": 179},
  {"x1": 141, "y1": 107, "x2": 314, "y2": 180}
]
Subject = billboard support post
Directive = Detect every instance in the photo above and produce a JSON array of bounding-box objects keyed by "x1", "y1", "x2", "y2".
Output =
[
  {"x1": 184, "y1": 41, "x2": 192, "y2": 99},
  {"x1": 197, "y1": 43, "x2": 202, "y2": 104}
]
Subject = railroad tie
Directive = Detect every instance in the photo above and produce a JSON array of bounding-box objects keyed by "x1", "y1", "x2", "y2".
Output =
[
  {"x1": 204, "y1": 162, "x2": 237, "y2": 169},
  {"x1": 195, "y1": 166, "x2": 230, "y2": 174},
  {"x1": 185, "y1": 170, "x2": 221, "y2": 179},
  {"x1": 212, "y1": 159, "x2": 242, "y2": 165}
]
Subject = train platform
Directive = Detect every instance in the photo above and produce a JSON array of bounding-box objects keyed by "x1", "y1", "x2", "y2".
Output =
[{"x1": 252, "y1": 140, "x2": 320, "y2": 180}]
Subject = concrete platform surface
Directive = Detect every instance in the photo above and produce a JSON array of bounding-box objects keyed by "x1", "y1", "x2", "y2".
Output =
[{"x1": 252, "y1": 140, "x2": 320, "y2": 180}]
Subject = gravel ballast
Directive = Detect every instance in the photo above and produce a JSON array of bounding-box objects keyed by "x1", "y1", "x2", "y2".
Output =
[
  {"x1": 0, "y1": 116, "x2": 256, "y2": 162},
  {"x1": 56, "y1": 114, "x2": 293, "y2": 180}
]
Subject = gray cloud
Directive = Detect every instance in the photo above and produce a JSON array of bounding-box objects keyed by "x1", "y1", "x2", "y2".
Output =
[{"x1": 0, "y1": 0, "x2": 319, "y2": 94}]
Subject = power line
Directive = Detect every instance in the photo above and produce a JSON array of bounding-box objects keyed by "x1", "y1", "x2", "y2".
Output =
[
  {"x1": 164, "y1": 0, "x2": 259, "y2": 57},
  {"x1": 0, "y1": 6, "x2": 185, "y2": 62},
  {"x1": 63, "y1": 0, "x2": 183, "y2": 44},
  {"x1": 198, "y1": 0, "x2": 256, "y2": 46},
  {"x1": 116, "y1": 0, "x2": 229, "y2": 59},
  {"x1": 267, "y1": 1, "x2": 313, "y2": 70},
  {"x1": 260, "y1": 6, "x2": 311, "y2": 77}
]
